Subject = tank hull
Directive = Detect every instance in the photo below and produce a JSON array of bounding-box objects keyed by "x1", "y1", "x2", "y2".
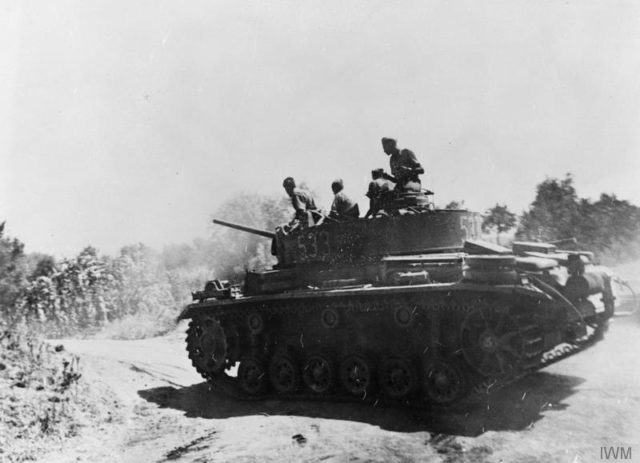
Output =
[{"x1": 180, "y1": 278, "x2": 610, "y2": 406}]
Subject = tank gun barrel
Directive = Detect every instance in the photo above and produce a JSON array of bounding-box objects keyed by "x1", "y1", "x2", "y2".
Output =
[{"x1": 213, "y1": 219, "x2": 275, "y2": 239}]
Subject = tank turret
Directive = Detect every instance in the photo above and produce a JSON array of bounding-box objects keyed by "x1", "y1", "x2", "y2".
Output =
[{"x1": 213, "y1": 209, "x2": 483, "y2": 293}]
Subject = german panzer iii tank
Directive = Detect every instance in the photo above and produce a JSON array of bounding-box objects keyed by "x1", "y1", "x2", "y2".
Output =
[{"x1": 178, "y1": 192, "x2": 615, "y2": 406}]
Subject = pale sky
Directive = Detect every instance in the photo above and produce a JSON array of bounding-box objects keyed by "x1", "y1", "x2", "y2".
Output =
[{"x1": 1, "y1": 0, "x2": 639, "y2": 256}]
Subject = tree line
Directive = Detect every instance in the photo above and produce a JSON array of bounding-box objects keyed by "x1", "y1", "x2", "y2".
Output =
[{"x1": 481, "y1": 174, "x2": 640, "y2": 262}]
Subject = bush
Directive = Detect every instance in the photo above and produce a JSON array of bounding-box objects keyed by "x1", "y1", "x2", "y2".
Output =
[{"x1": 0, "y1": 326, "x2": 85, "y2": 462}]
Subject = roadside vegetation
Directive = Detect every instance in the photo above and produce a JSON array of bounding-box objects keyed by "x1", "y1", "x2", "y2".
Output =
[{"x1": 0, "y1": 327, "x2": 86, "y2": 462}]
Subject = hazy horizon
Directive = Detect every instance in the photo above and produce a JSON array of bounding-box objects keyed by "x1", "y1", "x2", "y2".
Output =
[{"x1": 2, "y1": 0, "x2": 639, "y2": 257}]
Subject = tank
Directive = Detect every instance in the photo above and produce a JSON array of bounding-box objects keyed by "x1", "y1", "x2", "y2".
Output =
[{"x1": 177, "y1": 193, "x2": 615, "y2": 406}]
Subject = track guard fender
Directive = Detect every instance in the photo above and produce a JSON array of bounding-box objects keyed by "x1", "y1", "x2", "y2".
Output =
[{"x1": 177, "y1": 305, "x2": 199, "y2": 322}]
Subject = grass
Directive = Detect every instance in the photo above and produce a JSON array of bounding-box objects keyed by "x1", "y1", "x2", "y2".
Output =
[{"x1": 0, "y1": 325, "x2": 87, "y2": 462}]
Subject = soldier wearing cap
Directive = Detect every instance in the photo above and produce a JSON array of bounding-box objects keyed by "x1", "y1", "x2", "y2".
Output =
[
  {"x1": 282, "y1": 177, "x2": 318, "y2": 225},
  {"x1": 365, "y1": 168, "x2": 394, "y2": 218},
  {"x1": 381, "y1": 137, "x2": 424, "y2": 191},
  {"x1": 329, "y1": 179, "x2": 359, "y2": 221}
]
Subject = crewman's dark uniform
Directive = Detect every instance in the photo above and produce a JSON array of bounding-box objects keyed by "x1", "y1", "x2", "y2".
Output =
[
  {"x1": 390, "y1": 149, "x2": 423, "y2": 191},
  {"x1": 367, "y1": 177, "x2": 393, "y2": 200},
  {"x1": 365, "y1": 177, "x2": 393, "y2": 218}
]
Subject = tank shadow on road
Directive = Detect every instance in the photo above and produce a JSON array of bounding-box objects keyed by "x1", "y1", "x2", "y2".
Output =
[{"x1": 138, "y1": 371, "x2": 584, "y2": 436}]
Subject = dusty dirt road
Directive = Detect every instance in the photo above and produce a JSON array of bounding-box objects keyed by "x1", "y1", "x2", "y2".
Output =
[{"x1": 44, "y1": 270, "x2": 640, "y2": 463}]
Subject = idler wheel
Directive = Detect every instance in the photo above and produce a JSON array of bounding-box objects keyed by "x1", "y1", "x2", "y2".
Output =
[
  {"x1": 269, "y1": 353, "x2": 300, "y2": 394},
  {"x1": 302, "y1": 353, "x2": 335, "y2": 394},
  {"x1": 423, "y1": 356, "x2": 468, "y2": 406},
  {"x1": 339, "y1": 354, "x2": 375, "y2": 396},
  {"x1": 379, "y1": 357, "x2": 417, "y2": 399},
  {"x1": 186, "y1": 317, "x2": 228, "y2": 379},
  {"x1": 238, "y1": 356, "x2": 268, "y2": 395},
  {"x1": 461, "y1": 306, "x2": 526, "y2": 377}
]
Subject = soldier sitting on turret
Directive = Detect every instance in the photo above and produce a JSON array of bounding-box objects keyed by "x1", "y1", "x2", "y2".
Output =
[
  {"x1": 381, "y1": 137, "x2": 424, "y2": 193},
  {"x1": 329, "y1": 179, "x2": 359, "y2": 221},
  {"x1": 365, "y1": 168, "x2": 394, "y2": 218},
  {"x1": 282, "y1": 177, "x2": 319, "y2": 228}
]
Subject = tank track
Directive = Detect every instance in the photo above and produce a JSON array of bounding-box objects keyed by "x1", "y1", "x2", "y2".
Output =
[
  {"x1": 194, "y1": 335, "x2": 604, "y2": 410},
  {"x1": 538, "y1": 321, "x2": 608, "y2": 369},
  {"x1": 184, "y1": 293, "x2": 607, "y2": 408},
  {"x1": 200, "y1": 358, "x2": 529, "y2": 409}
]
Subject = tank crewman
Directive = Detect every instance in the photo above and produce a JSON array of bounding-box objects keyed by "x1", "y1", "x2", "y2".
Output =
[
  {"x1": 282, "y1": 177, "x2": 319, "y2": 226},
  {"x1": 364, "y1": 168, "x2": 394, "y2": 218},
  {"x1": 329, "y1": 179, "x2": 360, "y2": 221},
  {"x1": 381, "y1": 137, "x2": 424, "y2": 192}
]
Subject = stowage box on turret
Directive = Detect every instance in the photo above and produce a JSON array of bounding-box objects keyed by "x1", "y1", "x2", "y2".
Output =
[{"x1": 178, "y1": 191, "x2": 615, "y2": 406}]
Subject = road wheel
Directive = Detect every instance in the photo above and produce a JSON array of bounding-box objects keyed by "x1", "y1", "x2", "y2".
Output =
[
  {"x1": 423, "y1": 356, "x2": 468, "y2": 406},
  {"x1": 238, "y1": 356, "x2": 268, "y2": 395},
  {"x1": 302, "y1": 353, "x2": 335, "y2": 394},
  {"x1": 339, "y1": 354, "x2": 374, "y2": 396},
  {"x1": 269, "y1": 353, "x2": 300, "y2": 394},
  {"x1": 379, "y1": 357, "x2": 417, "y2": 399}
]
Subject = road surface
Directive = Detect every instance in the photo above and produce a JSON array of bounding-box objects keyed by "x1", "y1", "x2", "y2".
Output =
[{"x1": 45, "y1": 270, "x2": 640, "y2": 462}]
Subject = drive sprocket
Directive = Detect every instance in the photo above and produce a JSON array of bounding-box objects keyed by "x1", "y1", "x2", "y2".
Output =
[{"x1": 186, "y1": 316, "x2": 228, "y2": 380}]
